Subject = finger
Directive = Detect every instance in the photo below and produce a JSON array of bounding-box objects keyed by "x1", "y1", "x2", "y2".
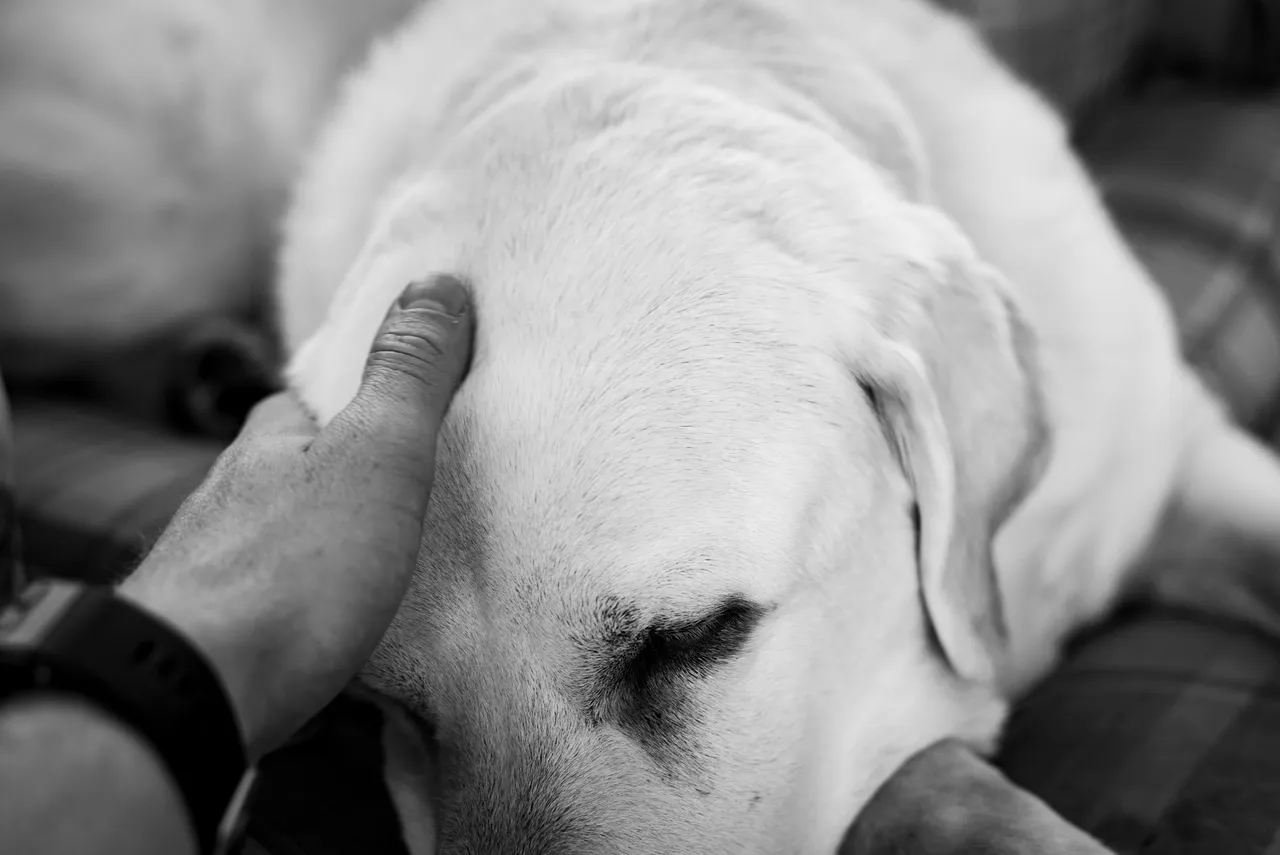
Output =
[
  {"x1": 240, "y1": 391, "x2": 319, "y2": 439},
  {"x1": 846, "y1": 741, "x2": 1114, "y2": 854},
  {"x1": 317, "y1": 274, "x2": 474, "y2": 479}
]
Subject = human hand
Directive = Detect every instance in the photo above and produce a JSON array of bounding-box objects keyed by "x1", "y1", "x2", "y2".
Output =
[
  {"x1": 120, "y1": 274, "x2": 473, "y2": 759},
  {"x1": 843, "y1": 739, "x2": 1113, "y2": 854}
]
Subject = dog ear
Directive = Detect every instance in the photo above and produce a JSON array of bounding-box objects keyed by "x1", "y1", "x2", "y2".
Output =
[
  {"x1": 850, "y1": 213, "x2": 1050, "y2": 684},
  {"x1": 348, "y1": 683, "x2": 440, "y2": 855}
]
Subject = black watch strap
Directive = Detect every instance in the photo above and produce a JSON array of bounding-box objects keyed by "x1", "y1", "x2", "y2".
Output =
[{"x1": 0, "y1": 579, "x2": 255, "y2": 854}]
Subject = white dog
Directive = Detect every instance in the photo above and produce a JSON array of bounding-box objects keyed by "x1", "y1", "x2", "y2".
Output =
[
  {"x1": 280, "y1": 0, "x2": 1280, "y2": 852},
  {"x1": 0, "y1": 0, "x2": 420, "y2": 385}
]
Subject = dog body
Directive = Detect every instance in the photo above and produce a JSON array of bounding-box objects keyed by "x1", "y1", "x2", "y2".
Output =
[
  {"x1": 280, "y1": 0, "x2": 1280, "y2": 851},
  {"x1": 0, "y1": 0, "x2": 421, "y2": 379}
]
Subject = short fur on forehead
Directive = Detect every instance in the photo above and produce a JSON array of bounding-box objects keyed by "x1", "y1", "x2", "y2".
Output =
[
  {"x1": 282, "y1": 0, "x2": 1004, "y2": 625},
  {"x1": 286, "y1": 53, "x2": 945, "y2": 423}
]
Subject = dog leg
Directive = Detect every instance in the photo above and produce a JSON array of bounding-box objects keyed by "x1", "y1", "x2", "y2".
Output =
[
  {"x1": 841, "y1": 740, "x2": 1115, "y2": 855},
  {"x1": 1133, "y1": 378, "x2": 1280, "y2": 639}
]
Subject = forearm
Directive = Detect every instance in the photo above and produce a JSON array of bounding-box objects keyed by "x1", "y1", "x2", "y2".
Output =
[{"x1": 0, "y1": 694, "x2": 196, "y2": 855}]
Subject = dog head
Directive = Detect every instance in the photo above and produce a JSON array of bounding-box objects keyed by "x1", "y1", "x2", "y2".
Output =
[{"x1": 284, "y1": 48, "x2": 1049, "y2": 855}]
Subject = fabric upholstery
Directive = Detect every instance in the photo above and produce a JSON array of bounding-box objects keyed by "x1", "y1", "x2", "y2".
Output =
[
  {"x1": 1002, "y1": 608, "x2": 1280, "y2": 854},
  {"x1": 1083, "y1": 92, "x2": 1280, "y2": 440}
]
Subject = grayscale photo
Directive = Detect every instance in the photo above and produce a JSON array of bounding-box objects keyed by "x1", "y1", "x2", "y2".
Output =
[{"x1": 1, "y1": 1, "x2": 1278, "y2": 853}]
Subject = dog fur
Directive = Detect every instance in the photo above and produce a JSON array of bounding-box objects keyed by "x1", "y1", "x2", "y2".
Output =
[
  {"x1": 279, "y1": 0, "x2": 1280, "y2": 852},
  {"x1": 0, "y1": 0, "x2": 421, "y2": 380}
]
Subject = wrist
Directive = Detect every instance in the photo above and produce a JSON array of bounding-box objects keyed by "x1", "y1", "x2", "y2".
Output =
[
  {"x1": 0, "y1": 578, "x2": 256, "y2": 855},
  {"x1": 116, "y1": 575, "x2": 278, "y2": 758}
]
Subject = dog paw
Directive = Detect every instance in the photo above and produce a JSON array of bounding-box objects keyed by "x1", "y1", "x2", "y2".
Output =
[{"x1": 165, "y1": 320, "x2": 282, "y2": 441}]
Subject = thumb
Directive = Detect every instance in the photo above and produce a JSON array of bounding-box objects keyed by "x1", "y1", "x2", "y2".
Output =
[{"x1": 319, "y1": 274, "x2": 474, "y2": 473}]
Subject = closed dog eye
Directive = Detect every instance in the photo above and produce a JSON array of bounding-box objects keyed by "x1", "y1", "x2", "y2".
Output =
[
  {"x1": 624, "y1": 597, "x2": 766, "y2": 685},
  {"x1": 573, "y1": 595, "x2": 768, "y2": 758},
  {"x1": 582, "y1": 597, "x2": 767, "y2": 766}
]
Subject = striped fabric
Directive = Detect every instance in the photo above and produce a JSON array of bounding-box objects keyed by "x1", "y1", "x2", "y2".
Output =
[
  {"x1": 1083, "y1": 91, "x2": 1280, "y2": 442},
  {"x1": 942, "y1": 0, "x2": 1280, "y2": 123},
  {"x1": 1001, "y1": 608, "x2": 1280, "y2": 854},
  {"x1": 1, "y1": 1, "x2": 1280, "y2": 853},
  {"x1": 7, "y1": 397, "x2": 222, "y2": 588}
]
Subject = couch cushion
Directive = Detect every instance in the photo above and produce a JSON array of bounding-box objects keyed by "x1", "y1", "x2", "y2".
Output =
[
  {"x1": 1081, "y1": 90, "x2": 1280, "y2": 440},
  {"x1": 940, "y1": 0, "x2": 1280, "y2": 129},
  {"x1": 10, "y1": 396, "x2": 221, "y2": 586},
  {"x1": 1000, "y1": 608, "x2": 1280, "y2": 853}
]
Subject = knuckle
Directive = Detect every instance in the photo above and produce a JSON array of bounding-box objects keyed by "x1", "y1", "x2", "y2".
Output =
[
  {"x1": 367, "y1": 325, "x2": 452, "y2": 386},
  {"x1": 383, "y1": 311, "x2": 454, "y2": 357},
  {"x1": 202, "y1": 435, "x2": 296, "y2": 492}
]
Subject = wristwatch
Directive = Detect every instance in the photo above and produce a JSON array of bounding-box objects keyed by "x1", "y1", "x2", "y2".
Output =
[{"x1": 0, "y1": 578, "x2": 257, "y2": 855}]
